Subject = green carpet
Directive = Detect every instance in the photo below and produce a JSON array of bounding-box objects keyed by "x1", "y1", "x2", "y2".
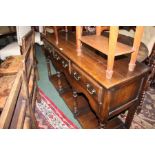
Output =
[{"x1": 35, "y1": 44, "x2": 81, "y2": 128}]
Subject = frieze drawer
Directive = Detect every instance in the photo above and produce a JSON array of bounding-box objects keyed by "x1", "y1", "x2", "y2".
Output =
[
  {"x1": 71, "y1": 63, "x2": 103, "y2": 103},
  {"x1": 44, "y1": 40, "x2": 53, "y2": 57},
  {"x1": 52, "y1": 49, "x2": 70, "y2": 73},
  {"x1": 44, "y1": 40, "x2": 53, "y2": 52}
]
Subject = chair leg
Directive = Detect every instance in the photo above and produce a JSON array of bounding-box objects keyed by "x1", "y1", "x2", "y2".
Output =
[
  {"x1": 96, "y1": 26, "x2": 102, "y2": 36},
  {"x1": 106, "y1": 26, "x2": 119, "y2": 79},
  {"x1": 129, "y1": 26, "x2": 144, "y2": 71},
  {"x1": 53, "y1": 26, "x2": 58, "y2": 45},
  {"x1": 76, "y1": 26, "x2": 82, "y2": 55}
]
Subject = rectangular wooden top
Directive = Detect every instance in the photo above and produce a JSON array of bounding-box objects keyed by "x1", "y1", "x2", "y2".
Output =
[
  {"x1": 80, "y1": 35, "x2": 133, "y2": 56},
  {"x1": 41, "y1": 32, "x2": 150, "y2": 89}
]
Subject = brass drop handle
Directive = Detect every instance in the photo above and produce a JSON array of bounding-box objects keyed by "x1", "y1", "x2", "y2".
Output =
[
  {"x1": 62, "y1": 60, "x2": 68, "y2": 68},
  {"x1": 73, "y1": 71, "x2": 81, "y2": 81},
  {"x1": 53, "y1": 53, "x2": 60, "y2": 60},
  {"x1": 56, "y1": 56, "x2": 60, "y2": 60},
  {"x1": 86, "y1": 83, "x2": 96, "y2": 95}
]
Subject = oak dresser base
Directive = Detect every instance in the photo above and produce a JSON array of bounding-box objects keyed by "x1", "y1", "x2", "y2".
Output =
[{"x1": 50, "y1": 74, "x2": 126, "y2": 129}]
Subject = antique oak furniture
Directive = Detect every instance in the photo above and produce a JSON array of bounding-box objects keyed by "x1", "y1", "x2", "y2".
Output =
[
  {"x1": 0, "y1": 30, "x2": 38, "y2": 129},
  {"x1": 43, "y1": 26, "x2": 68, "y2": 45},
  {"x1": 41, "y1": 28, "x2": 150, "y2": 129}
]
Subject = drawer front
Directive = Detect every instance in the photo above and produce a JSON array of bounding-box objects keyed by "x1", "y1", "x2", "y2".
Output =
[
  {"x1": 43, "y1": 40, "x2": 70, "y2": 73},
  {"x1": 71, "y1": 64, "x2": 103, "y2": 103},
  {"x1": 44, "y1": 40, "x2": 53, "y2": 56},
  {"x1": 52, "y1": 49, "x2": 70, "y2": 73}
]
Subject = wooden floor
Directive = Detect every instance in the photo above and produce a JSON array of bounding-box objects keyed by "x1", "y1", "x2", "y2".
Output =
[{"x1": 50, "y1": 73, "x2": 126, "y2": 129}]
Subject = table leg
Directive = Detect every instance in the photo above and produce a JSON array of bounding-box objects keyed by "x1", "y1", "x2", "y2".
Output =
[
  {"x1": 136, "y1": 90, "x2": 146, "y2": 114},
  {"x1": 125, "y1": 103, "x2": 138, "y2": 128},
  {"x1": 46, "y1": 57, "x2": 52, "y2": 78},
  {"x1": 57, "y1": 71, "x2": 63, "y2": 93},
  {"x1": 73, "y1": 90, "x2": 79, "y2": 117}
]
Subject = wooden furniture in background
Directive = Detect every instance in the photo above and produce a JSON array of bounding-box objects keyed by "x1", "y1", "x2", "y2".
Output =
[
  {"x1": 21, "y1": 30, "x2": 38, "y2": 128},
  {"x1": 0, "y1": 30, "x2": 38, "y2": 129},
  {"x1": 96, "y1": 26, "x2": 109, "y2": 35},
  {"x1": 0, "y1": 26, "x2": 16, "y2": 49},
  {"x1": 42, "y1": 31, "x2": 150, "y2": 129},
  {"x1": 0, "y1": 56, "x2": 23, "y2": 75},
  {"x1": 43, "y1": 26, "x2": 68, "y2": 45},
  {"x1": 0, "y1": 26, "x2": 16, "y2": 38},
  {"x1": 0, "y1": 69, "x2": 31, "y2": 129},
  {"x1": 0, "y1": 57, "x2": 23, "y2": 113},
  {"x1": 76, "y1": 26, "x2": 144, "y2": 79}
]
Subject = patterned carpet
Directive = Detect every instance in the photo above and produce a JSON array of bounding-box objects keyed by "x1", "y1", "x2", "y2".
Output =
[
  {"x1": 120, "y1": 87, "x2": 155, "y2": 129},
  {"x1": 137, "y1": 88, "x2": 155, "y2": 128},
  {"x1": 35, "y1": 88, "x2": 155, "y2": 129},
  {"x1": 35, "y1": 88, "x2": 78, "y2": 129}
]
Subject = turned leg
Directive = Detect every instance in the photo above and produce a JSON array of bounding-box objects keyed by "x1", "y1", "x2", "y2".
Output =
[
  {"x1": 150, "y1": 62, "x2": 155, "y2": 87},
  {"x1": 46, "y1": 57, "x2": 52, "y2": 78},
  {"x1": 53, "y1": 26, "x2": 59, "y2": 45},
  {"x1": 65, "y1": 26, "x2": 68, "y2": 32},
  {"x1": 136, "y1": 90, "x2": 146, "y2": 114},
  {"x1": 57, "y1": 71, "x2": 63, "y2": 93},
  {"x1": 73, "y1": 90, "x2": 79, "y2": 117},
  {"x1": 76, "y1": 26, "x2": 82, "y2": 55},
  {"x1": 125, "y1": 103, "x2": 138, "y2": 128},
  {"x1": 137, "y1": 70, "x2": 151, "y2": 114},
  {"x1": 129, "y1": 27, "x2": 144, "y2": 71},
  {"x1": 96, "y1": 26, "x2": 102, "y2": 36},
  {"x1": 106, "y1": 26, "x2": 119, "y2": 79}
]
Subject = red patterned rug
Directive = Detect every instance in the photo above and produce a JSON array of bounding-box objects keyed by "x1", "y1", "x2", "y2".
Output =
[{"x1": 35, "y1": 88, "x2": 78, "y2": 129}]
